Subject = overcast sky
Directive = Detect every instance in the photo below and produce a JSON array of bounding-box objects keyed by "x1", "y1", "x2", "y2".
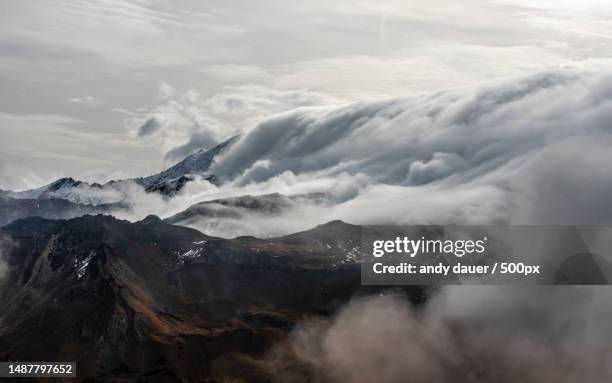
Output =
[{"x1": 1, "y1": 0, "x2": 612, "y2": 190}]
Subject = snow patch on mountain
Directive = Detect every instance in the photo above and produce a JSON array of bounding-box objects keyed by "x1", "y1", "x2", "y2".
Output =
[{"x1": 74, "y1": 250, "x2": 96, "y2": 280}]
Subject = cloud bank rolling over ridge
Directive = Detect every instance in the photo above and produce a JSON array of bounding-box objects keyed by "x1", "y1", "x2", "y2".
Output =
[
  {"x1": 3, "y1": 69, "x2": 610, "y2": 237},
  {"x1": 135, "y1": 69, "x2": 612, "y2": 237}
]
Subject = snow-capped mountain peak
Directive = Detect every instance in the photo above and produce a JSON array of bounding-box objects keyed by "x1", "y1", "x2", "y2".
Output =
[
  {"x1": 132, "y1": 135, "x2": 238, "y2": 194},
  {"x1": 6, "y1": 135, "x2": 239, "y2": 205}
]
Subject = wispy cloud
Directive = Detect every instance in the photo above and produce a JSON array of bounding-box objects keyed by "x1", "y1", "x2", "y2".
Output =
[
  {"x1": 126, "y1": 82, "x2": 340, "y2": 161},
  {"x1": 66, "y1": 96, "x2": 105, "y2": 107}
]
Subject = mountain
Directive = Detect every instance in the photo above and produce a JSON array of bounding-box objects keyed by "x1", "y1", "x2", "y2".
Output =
[
  {"x1": 6, "y1": 177, "x2": 112, "y2": 205},
  {"x1": 165, "y1": 193, "x2": 330, "y2": 238},
  {"x1": 6, "y1": 136, "x2": 239, "y2": 208},
  {"x1": 132, "y1": 136, "x2": 238, "y2": 194},
  {"x1": 0, "y1": 195, "x2": 123, "y2": 227},
  {"x1": 9, "y1": 177, "x2": 85, "y2": 199},
  {"x1": 166, "y1": 193, "x2": 328, "y2": 226},
  {"x1": 0, "y1": 215, "x2": 423, "y2": 381},
  {"x1": 0, "y1": 136, "x2": 243, "y2": 229}
]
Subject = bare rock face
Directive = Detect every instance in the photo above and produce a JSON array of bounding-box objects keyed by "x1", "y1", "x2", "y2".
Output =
[{"x1": 0, "y1": 215, "x2": 423, "y2": 381}]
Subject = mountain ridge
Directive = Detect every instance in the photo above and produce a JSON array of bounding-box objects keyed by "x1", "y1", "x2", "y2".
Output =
[
  {"x1": 0, "y1": 214, "x2": 417, "y2": 381},
  {"x1": 6, "y1": 135, "x2": 239, "y2": 206}
]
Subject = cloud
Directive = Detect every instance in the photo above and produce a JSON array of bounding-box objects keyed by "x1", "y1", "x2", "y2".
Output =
[
  {"x1": 3, "y1": 0, "x2": 612, "y2": 188},
  {"x1": 0, "y1": 234, "x2": 15, "y2": 280},
  {"x1": 66, "y1": 96, "x2": 104, "y2": 107},
  {"x1": 164, "y1": 130, "x2": 220, "y2": 161},
  {"x1": 0, "y1": 1, "x2": 244, "y2": 70},
  {"x1": 127, "y1": 83, "x2": 340, "y2": 160},
  {"x1": 9, "y1": 69, "x2": 612, "y2": 236},
  {"x1": 126, "y1": 86, "x2": 224, "y2": 156},
  {"x1": 0, "y1": 112, "x2": 158, "y2": 190},
  {"x1": 270, "y1": 47, "x2": 577, "y2": 100},
  {"x1": 52, "y1": 68, "x2": 605, "y2": 238},
  {"x1": 199, "y1": 64, "x2": 272, "y2": 84},
  {"x1": 0, "y1": 158, "x2": 7, "y2": 189},
  {"x1": 182, "y1": 69, "x2": 612, "y2": 227},
  {"x1": 408, "y1": 152, "x2": 468, "y2": 185},
  {"x1": 137, "y1": 117, "x2": 162, "y2": 137},
  {"x1": 510, "y1": 135, "x2": 612, "y2": 224},
  {"x1": 210, "y1": 70, "x2": 584, "y2": 184},
  {"x1": 261, "y1": 287, "x2": 612, "y2": 382}
]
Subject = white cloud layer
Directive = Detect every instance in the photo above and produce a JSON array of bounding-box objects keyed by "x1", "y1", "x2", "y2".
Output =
[
  {"x1": 92, "y1": 69, "x2": 612, "y2": 237},
  {"x1": 196, "y1": 70, "x2": 612, "y2": 228}
]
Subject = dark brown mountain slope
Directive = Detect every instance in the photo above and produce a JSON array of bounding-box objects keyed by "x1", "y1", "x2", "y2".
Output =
[{"x1": 0, "y1": 215, "x2": 422, "y2": 382}]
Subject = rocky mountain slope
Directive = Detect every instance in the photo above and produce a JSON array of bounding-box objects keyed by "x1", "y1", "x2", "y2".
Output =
[{"x1": 0, "y1": 215, "x2": 422, "y2": 381}]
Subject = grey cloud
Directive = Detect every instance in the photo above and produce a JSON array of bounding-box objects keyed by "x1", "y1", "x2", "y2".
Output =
[
  {"x1": 408, "y1": 152, "x2": 468, "y2": 185},
  {"x1": 66, "y1": 96, "x2": 104, "y2": 107},
  {"x1": 4, "y1": 0, "x2": 612, "y2": 186},
  {"x1": 0, "y1": 234, "x2": 15, "y2": 280},
  {"x1": 129, "y1": 84, "x2": 339, "y2": 160},
  {"x1": 209, "y1": 100, "x2": 393, "y2": 182},
  {"x1": 137, "y1": 117, "x2": 162, "y2": 137},
  {"x1": 183, "y1": 69, "x2": 612, "y2": 228},
  {"x1": 211, "y1": 70, "x2": 608, "y2": 189},
  {"x1": 7, "y1": 69, "x2": 611, "y2": 236},
  {"x1": 0, "y1": 156, "x2": 42, "y2": 192},
  {"x1": 85, "y1": 69, "x2": 612, "y2": 238},
  {"x1": 0, "y1": 158, "x2": 5, "y2": 188},
  {"x1": 0, "y1": 112, "x2": 156, "y2": 191},
  {"x1": 164, "y1": 129, "x2": 220, "y2": 161},
  {"x1": 510, "y1": 136, "x2": 612, "y2": 225},
  {"x1": 263, "y1": 287, "x2": 612, "y2": 382}
]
